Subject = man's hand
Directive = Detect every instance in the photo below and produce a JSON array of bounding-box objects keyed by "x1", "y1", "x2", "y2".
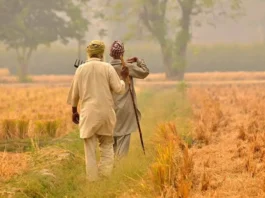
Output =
[
  {"x1": 127, "y1": 57, "x2": 138, "y2": 63},
  {"x1": 121, "y1": 67, "x2": 129, "y2": 81},
  {"x1": 72, "y1": 112, "x2": 80, "y2": 124},
  {"x1": 72, "y1": 107, "x2": 79, "y2": 124}
]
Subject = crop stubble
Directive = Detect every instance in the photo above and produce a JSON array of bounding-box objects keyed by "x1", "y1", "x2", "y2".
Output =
[
  {"x1": 1, "y1": 80, "x2": 265, "y2": 197},
  {"x1": 189, "y1": 83, "x2": 265, "y2": 197}
]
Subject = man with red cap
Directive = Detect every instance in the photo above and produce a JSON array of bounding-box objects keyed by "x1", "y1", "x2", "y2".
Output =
[
  {"x1": 68, "y1": 40, "x2": 128, "y2": 181},
  {"x1": 109, "y1": 40, "x2": 149, "y2": 159}
]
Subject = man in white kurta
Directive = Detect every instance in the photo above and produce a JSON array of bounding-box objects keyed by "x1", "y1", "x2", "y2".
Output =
[{"x1": 67, "y1": 40, "x2": 127, "y2": 181}]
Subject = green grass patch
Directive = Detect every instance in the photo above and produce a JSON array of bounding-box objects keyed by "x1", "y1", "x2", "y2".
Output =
[{"x1": 2, "y1": 87, "x2": 193, "y2": 198}]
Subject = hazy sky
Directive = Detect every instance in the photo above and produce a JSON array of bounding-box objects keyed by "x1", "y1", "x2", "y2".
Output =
[
  {"x1": 192, "y1": 0, "x2": 265, "y2": 44},
  {"x1": 69, "y1": 0, "x2": 265, "y2": 46}
]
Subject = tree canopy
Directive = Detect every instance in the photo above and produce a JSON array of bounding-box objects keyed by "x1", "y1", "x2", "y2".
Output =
[
  {"x1": 106, "y1": 0, "x2": 243, "y2": 79},
  {"x1": 0, "y1": 0, "x2": 89, "y2": 81}
]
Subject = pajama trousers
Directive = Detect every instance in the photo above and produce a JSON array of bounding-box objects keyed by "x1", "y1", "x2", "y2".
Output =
[
  {"x1": 113, "y1": 134, "x2": 131, "y2": 159},
  {"x1": 84, "y1": 135, "x2": 114, "y2": 181}
]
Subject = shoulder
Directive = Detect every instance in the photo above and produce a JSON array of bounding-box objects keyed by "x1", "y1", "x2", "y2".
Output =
[
  {"x1": 83, "y1": 60, "x2": 110, "y2": 69},
  {"x1": 103, "y1": 62, "x2": 116, "y2": 74},
  {"x1": 101, "y1": 62, "x2": 113, "y2": 69},
  {"x1": 75, "y1": 62, "x2": 88, "y2": 74},
  {"x1": 75, "y1": 65, "x2": 83, "y2": 74},
  {"x1": 125, "y1": 62, "x2": 134, "y2": 68},
  {"x1": 77, "y1": 61, "x2": 90, "y2": 69},
  {"x1": 104, "y1": 62, "x2": 113, "y2": 67},
  {"x1": 90, "y1": 60, "x2": 111, "y2": 68}
]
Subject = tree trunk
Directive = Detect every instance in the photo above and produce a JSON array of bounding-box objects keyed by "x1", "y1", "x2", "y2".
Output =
[
  {"x1": 172, "y1": 47, "x2": 186, "y2": 80},
  {"x1": 139, "y1": 0, "x2": 192, "y2": 80},
  {"x1": 15, "y1": 47, "x2": 33, "y2": 82},
  {"x1": 21, "y1": 63, "x2": 28, "y2": 80},
  {"x1": 160, "y1": 42, "x2": 185, "y2": 80},
  {"x1": 18, "y1": 60, "x2": 29, "y2": 82},
  {"x1": 172, "y1": 0, "x2": 195, "y2": 81},
  {"x1": 161, "y1": 43, "x2": 172, "y2": 78}
]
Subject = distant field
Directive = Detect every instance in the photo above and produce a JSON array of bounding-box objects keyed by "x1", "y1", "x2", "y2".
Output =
[
  {"x1": 2, "y1": 71, "x2": 265, "y2": 84},
  {"x1": 0, "y1": 74, "x2": 73, "y2": 84},
  {"x1": 0, "y1": 68, "x2": 9, "y2": 77},
  {"x1": 145, "y1": 71, "x2": 265, "y2": 81}
]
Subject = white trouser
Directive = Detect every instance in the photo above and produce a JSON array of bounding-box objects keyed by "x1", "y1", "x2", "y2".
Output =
[{"x1": 84, "y1": 135, "x2": 114, "y2": 181}]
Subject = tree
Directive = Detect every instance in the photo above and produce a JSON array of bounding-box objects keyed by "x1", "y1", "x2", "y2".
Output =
[
  {"x1": 0, "y1": 0, "x2": 89, "y2": 81},
  {"x1": 107, "y1": 0, "x2": 243, "y2": 79}
]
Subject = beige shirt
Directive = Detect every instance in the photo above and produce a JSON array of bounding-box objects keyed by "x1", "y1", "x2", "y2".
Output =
[
  {"x1": 67, "y1": 58, "x2": 125, "y2": 138},
  {"x1": 110, "y1": 58, "x2": 149, "y2": 136}
]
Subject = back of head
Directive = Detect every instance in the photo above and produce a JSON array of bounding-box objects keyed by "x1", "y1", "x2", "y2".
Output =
[
  {"x1": 110, "y1": 40, "x2": 124, "y2": 59},
  {"x1": 87, "y1": 40, "x2": 105, "y2": 59}
]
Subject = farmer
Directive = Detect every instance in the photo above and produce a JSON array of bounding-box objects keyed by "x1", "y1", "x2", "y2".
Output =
[
  {"x1": 67, "y1": 40, "x2": 128, "y2": 181},
  {"x1": 109, "y1": 40, "x2": 149, "y2": 159}
]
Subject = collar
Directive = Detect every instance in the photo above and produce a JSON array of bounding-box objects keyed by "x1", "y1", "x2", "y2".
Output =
[
  {"x1": 110, "y1": 59, "x2": 121, "y2": 65},
  {"x1": 86, "y1": 58, "x2": 102, "y2": 62}
]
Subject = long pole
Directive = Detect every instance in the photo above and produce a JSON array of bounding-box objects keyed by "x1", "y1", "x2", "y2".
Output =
[{"x1": 120, "y1": 56, "x2": 146, "y2": 155}]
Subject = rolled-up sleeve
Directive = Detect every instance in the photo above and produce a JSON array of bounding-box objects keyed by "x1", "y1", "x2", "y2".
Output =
[
  {"x1": 108, "y1": 65, "x2": 125, "y2": 94},
  {"x1": 67, "y1": 69, "x2": 80, "y2": 106},
  {"x1": 127, "y1": 58, "x2": 149, "y2": 79}
]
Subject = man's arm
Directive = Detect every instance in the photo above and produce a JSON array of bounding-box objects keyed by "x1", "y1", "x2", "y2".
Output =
[
  {"x1": 70, "y1": 76, "x2": 80, "y2": 105},
  {"x1": 72, "y1": 107, "x2": 79, "y2": 124},
  {"x1": 108, "y1": 65, "x2": 126, "y2": 94},
  {"x1": 127, "y1": 57, "x2": 149, "y2": 79},
  {"x1": 67, "y1": 69, "x2": 80, "y2": 124}
]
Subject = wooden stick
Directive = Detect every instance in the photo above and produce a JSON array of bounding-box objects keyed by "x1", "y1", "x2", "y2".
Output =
[{"x1": 120, "y1": 56, "x2": 146, "y2": 155}]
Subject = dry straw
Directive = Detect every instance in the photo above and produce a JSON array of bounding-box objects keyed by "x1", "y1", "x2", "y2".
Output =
[
  {"x1": 0, "y1": 87, "x2": 74, "y2": 141},
  {"x1": 150, "y1": 122, "x2": 193, "y2": 198}
]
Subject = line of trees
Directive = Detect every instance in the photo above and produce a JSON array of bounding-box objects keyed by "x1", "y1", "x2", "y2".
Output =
[
  {"x1": 0, "y1": 0, "x2": 89, "y2": 81},
  {"x1": 104, "y1": 0, "x2": 243, "y2": 80},
  {"x1": 0, "y1": 0, "x2": 243, "y2": 81}
]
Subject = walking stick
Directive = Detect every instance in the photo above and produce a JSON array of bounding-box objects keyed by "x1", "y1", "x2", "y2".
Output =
[{"x1": 120, "y1": 56, "x2": 146, "y2": 155}]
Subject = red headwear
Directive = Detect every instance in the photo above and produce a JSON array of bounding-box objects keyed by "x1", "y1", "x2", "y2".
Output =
[{"x1": 110, "y1": 40, "x2": 124, "y2": 58}]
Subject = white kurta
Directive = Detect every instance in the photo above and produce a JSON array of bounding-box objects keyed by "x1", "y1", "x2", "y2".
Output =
[{"x1": 67, "y1": 58, "x2": 125, "y2": 139}]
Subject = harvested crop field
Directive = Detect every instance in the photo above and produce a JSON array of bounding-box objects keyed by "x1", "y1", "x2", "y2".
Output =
[
  {"x1": 0, "y1": 152, "x2": 29, "y2": 181},
  {"x1": 0, "y1": 86, "x2": 75, "y2": 141},
  {"x1": 189, "y1": 84, "x2": 265, "y2": 197},
  {"x1": 1, "y1": 77, "x2": 265, "y2": 197}
]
